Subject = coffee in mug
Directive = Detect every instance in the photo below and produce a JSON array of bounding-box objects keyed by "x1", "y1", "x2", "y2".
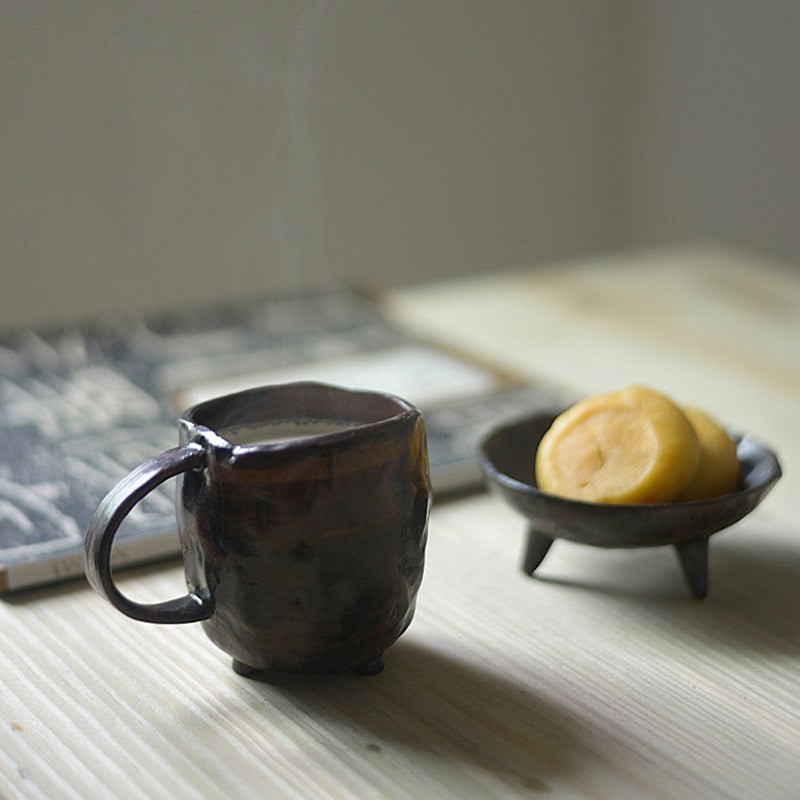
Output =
[{"x1": 220, "y1": 418, "x2": 357, "y2": 446}]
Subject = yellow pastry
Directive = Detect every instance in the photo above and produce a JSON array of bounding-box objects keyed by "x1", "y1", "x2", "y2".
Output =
[
  {"x1": 535, "y1": 385, "x2": 700, "y2": 504},
  {"x1": 676, "y1": 406, "x2": 739, "y2": 500}
]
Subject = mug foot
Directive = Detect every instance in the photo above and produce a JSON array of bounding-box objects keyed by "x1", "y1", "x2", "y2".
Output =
[
  {"x1": 353, "y1": 654, "x2": 385, "y2": 676},
  {"x1": 232, "y1": 659, "x2": 260, "y2": 678},
  {"x1": 231, "y1": 655, "x2": 386, "y2": 679}
]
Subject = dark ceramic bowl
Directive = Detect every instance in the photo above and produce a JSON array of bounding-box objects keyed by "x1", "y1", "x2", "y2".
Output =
[{"x1": 480, "y1": 411, "x2": 782, "y2": 597}]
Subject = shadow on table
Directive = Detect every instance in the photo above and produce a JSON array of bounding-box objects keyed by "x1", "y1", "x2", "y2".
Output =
[
  {"x1": 240, "y1": 638, "x2": 586, "y2": 795},
  {"x1": 531, "y1": 517, "x2": 800, "y2": 655},
  {"x1": 699, "y1": 532, "x2": 800, "y2": 647}
]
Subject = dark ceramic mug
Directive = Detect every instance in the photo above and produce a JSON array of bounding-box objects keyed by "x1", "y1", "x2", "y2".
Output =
[{"x1": 84, "y1": 382, "x2": 430, "y2": 676}]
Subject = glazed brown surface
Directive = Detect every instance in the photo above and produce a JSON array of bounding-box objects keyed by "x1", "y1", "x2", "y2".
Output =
[{"x1": 86, "y1": 382, "x2": 431, "y2": 675}]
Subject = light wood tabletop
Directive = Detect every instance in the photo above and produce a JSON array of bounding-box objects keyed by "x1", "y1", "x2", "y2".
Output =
[{"x1": 3, "y1": 246, "x2": 798, "y2": 799}]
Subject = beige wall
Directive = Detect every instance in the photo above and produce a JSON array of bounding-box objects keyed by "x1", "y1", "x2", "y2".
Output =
[
  {"x1": 621, "y1": 2, "x2": 800, "y2": 264},
  {"x1": 2, "y1": 2, "x2": 798, "y2": 329}
]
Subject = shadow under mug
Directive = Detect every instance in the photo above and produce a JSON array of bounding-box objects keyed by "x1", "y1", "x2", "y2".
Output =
[{"x1": 84, "y1": 382, "x2": 431, "y2": 677}]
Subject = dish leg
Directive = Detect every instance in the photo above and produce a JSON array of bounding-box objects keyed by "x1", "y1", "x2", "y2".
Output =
[
  {"x1": 675, "y1": 538, "x2": 709, "y2": 599},
  {"x1": 522, "y1": 527, "x2": 554, "y2": 575}
]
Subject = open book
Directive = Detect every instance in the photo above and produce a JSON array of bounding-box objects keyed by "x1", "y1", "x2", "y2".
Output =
[{"x1": 0, "y1": 290, "x2": 562, "y2": 592}]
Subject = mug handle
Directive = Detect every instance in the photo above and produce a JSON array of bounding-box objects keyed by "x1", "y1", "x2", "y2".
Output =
[{"x1": 84, "y1": 442, "x2": 214, "y2": 624}]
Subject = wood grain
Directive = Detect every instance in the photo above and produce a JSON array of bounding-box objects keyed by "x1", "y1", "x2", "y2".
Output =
[{"x1": 3, "y1": 246, "x2": 799, "y2": 798}]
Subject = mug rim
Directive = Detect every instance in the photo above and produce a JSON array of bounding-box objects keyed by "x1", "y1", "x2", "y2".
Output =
[{"x1": 181, "y1": 380, "x2": 421, "y2": 454}]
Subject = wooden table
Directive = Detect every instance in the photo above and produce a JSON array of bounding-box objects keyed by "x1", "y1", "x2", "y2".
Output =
[{"x1": 3, "y1": 246, "x2": 799, "y2": 799}]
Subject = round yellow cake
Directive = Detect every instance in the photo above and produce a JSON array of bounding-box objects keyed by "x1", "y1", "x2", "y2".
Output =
[
  {"x1": 676, "y1": 406, "x2": 739, "y2": 500},
  {"x1": 535, "y1": 385, "x2": 701, "y2": 504}
]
